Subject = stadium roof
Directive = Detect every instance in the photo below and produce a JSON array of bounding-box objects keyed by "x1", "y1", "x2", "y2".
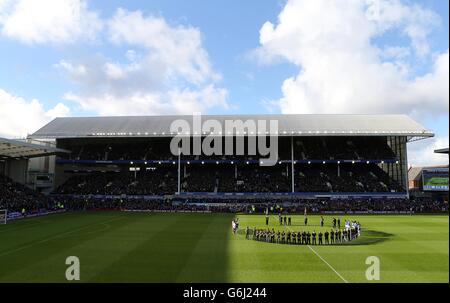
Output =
[
  {"x1": 29, "y1": 114, "x2": 434, "y2": 141},
  {"x1": 0, "y1": 137, "x2": 69, "y2": 159},
  {"x1": 434, "y1": 148, "x2": 449, "y2": 154}
]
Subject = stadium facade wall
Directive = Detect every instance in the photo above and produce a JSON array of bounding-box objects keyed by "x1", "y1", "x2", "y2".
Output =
[{"x1": 2, "y1": 158, "x2": 28, "y2": 184}]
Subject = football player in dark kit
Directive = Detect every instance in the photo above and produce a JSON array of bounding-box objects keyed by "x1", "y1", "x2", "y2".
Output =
[
  {"x1": 320, "y1": 216, "x2": 324, "y2": 227},
  {"x1": 338, "y1": 218, "x2": 341, "y2": 229},
  {"x1": 318, "y1": 231, "x2": 323, "y2": 245},
  {"x1": 302, "y1": 231, "x2": 307, "y2": 244},
  {"x1": 265, "y1": 215, "x2": 269, "y2": 226},
  {"x1": 312, "y1": 231, "x2": 317, "y2": 245},
  {"x1": 307, "y1": 231, "x2": 311, "y2": 245},
  {"x1": 324, "y1": 230, "x2": 329, "y2": 244},
  {"x1": 330, "y1": 230, "x2": 335, "y2": 244},
  {"x1": 283, "y1": 216, "x2": 287, "y2": 226},
  {"x1": 304, "y1": 216, "x2": 308, "y2": 226},
  {"x1": 287, "y1": 231, "x2": 291, "y2": 244},
  {"x1": 288, "y1": 216, "x2": 292, "y2": 226},
  {"x1": 281, "y1": 231, "x2": 286, "y2": 244}
]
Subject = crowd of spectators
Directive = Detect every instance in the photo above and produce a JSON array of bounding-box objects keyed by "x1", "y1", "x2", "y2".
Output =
[
  {"x1": 55, "y1": 168, "x2": 177, "y2": 195},
  {"x1": 60, "y1": 136, "x2": 397, "y2": 162},
  {"x1": 290, "y1": 137, "x2": 396, "y2": 160},
  {"x1": 46, "y1": 196, "x2": 449, "y2": 213},
  {"x1": 1, "y1": 171, "x2": 447, "y2": 216},
  {"x1": 296, "y1": 164, "x2": 404, "y2": 192},
  {"x1": 174, "y1": 198, "x2": 448, "y2": 213},
  {"x1": 55, "y1": 162, "x2": 404, "y2": 195},
  {"x1": 0, "y1": 174, "x2": 56, "y2": 213}
]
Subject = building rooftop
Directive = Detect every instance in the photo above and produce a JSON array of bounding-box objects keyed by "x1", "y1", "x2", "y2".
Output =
[
  {"x1": 29, "y1": 114, "x2": 434, "y2": 140},
  {"x1": 0, "y1": 138, "x2": 69, "y2": 159}
]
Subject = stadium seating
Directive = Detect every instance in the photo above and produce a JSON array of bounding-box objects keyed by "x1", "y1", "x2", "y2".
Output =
[
  {"x1": 59, "y1": 136, "x2": 397, "y2": 161},
  {"x1": 1, "y1": 172, "x2": 447, "y2": 214},
  {"x1": 53, "y1": 196, "x2": 449, "y2": 213},
  {"x1": 56, "y1": 168, "x2": 177, "y2": 195},
  {"x1": 55, "y1": 162, "x2": 403, "y2": 195},
  {"x1": 53, "y1": 135, "x2": 406, "y2": 195},
  {"x1": 0, "y1": 174, "x2": 55, "y2": 213},
  {"x1": 5, "y1": 132, "x2": 442, "y2": 217}
]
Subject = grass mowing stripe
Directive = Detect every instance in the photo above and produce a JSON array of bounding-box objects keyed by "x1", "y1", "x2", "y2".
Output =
[
  {"x1": 0, "y1": 214, "x2": 66, "y2": 233},
  {"x1": 0, "y1": 215, "x2": 126, "y2": 258},
  {"x1": 0, "y1": 212, "x2": 94, "y2": 235},
  {"x1": 176, "y1": 214, "x2": 231, "y2": 282},
  {"x1": 0, "y1": 221, "x2": 48, "y2": 234},
  {"x1": 0, "y1": 213, "x2": 447, "y2": 282},
  {"x1": 89, "y1": 213, "x2": 217, "y2": 282}
]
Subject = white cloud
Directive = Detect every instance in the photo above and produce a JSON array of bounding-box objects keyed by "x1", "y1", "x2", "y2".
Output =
[
  {"x1": 256, "y1": 0, "x2": 448, "y2": 166},
  {"x1": 56, "y1": 60, "x2": 87, "y2": 77},
  {"x1": 0, "y1": 88, "x2": 70, "y2": 138},
  {"x1": 380, "y1": 46, "x2": 411, "y2": 60},
  {"x1": 63, "y1": 85, "x2": 228, "y2": 116},
  {"x1": 365, "y1": 0, "x2": 440, "y2": 56},
  {"x1": 107, "y1": 8, "x2": 220, "y2": 84},
  {"x1": 257, "y1": 0, "x2": 448, "y2": 116},
  {"x1": 57, "y1": 8, "x2": 228, "y2": 116},
  {"x1": 0, "y1": 0, "x2": 102, "y2": 43},
  {"x1": 408, "y1": 135, "x2": 449, "y2": 167}
]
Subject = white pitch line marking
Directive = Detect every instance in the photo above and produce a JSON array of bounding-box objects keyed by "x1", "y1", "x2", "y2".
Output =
[
  {"x1": 307, "y1": 244, "x2": 348, "y2": 283},
  {"x1": 270, "y1": 214, "x2": 349, "y2": 283}
]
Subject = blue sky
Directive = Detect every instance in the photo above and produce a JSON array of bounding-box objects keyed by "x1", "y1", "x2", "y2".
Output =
[
  {"x1": 0, "y1": 0, "x2": 295, "y2": 114},
  {"x1": 0, "y1": 0, "x2": 448, "y2": 166}
]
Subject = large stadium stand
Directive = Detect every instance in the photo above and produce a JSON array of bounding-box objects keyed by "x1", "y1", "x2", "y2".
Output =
[
  {"x1": 0, "y1": 174, "x2": 57, "y2": 213},
  {"x1": 1, "y1": 114, "x2": 446, "y2": 216},
  {"x1": 2, "y1": 177, "x2": 447, "y2": 214},
  {"x1": 0, "y1": 137, "x2": 68, "y2": 214},
  {"x1": 26, "y1": 114, "x2": 434, "y2": 199}
]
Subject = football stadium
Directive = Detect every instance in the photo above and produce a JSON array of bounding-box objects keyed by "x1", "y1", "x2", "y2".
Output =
[{"x1": 0, "y1": 114, "x2": 448, "y2": 283}]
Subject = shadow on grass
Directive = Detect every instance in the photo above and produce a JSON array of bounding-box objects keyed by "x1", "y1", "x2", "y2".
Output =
[
  {"x1": 238, "y1": 229, "x2": 393, "y2": 246},
  {"x1": 91, "y1": 213, "x2": 233, "y2": 282},
  {"x1": 343, "y1": 230, "x2": 393, "y2": 246}
]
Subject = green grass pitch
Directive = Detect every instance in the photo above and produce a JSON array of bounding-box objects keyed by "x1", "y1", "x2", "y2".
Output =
[{"x1": 0, "y1": 211, "x2": 448, "y2": 282}]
